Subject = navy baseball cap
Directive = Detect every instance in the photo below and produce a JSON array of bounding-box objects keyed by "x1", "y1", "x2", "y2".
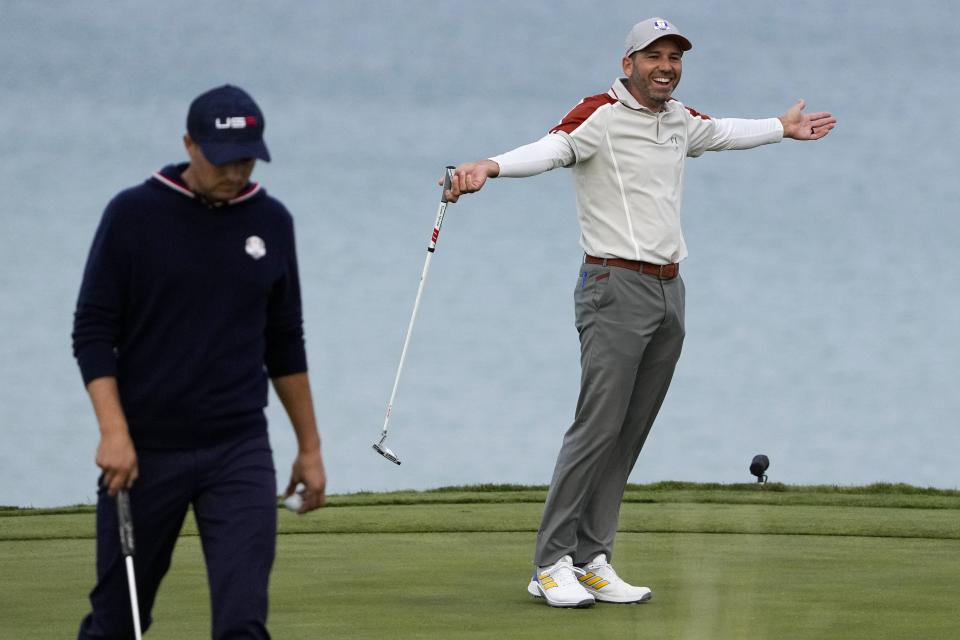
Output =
[{"x1": 186, "y1": 85, "x2": 271, "y2": 165}]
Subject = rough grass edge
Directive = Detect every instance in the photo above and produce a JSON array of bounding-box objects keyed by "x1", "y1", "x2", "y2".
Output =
[{"x1": 4, "y1": 481, "x2": 958, "y2": 516}]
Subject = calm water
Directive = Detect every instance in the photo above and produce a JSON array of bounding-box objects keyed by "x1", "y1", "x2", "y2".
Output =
[{"x1": 2, "y1": 1, "x2": 958, "y2": 507}]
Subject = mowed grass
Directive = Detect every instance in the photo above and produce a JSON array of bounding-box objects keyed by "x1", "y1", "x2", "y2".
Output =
[{"x1": 2, "y1": 484, "x2": 959, "y2": 639}]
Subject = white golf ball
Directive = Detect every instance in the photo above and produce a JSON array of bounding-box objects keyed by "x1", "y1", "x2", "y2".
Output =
[{"x1": 283, "y1": 492, "x2": 303, "y2": 512}]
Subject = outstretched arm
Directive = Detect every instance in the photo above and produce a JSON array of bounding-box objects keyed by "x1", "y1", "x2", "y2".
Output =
[
  {"x1": 443, "y1": 160, "x2": 501, "y2": 203},
  {"x1": 441, "y1": 133, "x2": 576, "y2": 202},
  {"x1": 779, "y1": 99, "x2": 836, "y2": 140}
]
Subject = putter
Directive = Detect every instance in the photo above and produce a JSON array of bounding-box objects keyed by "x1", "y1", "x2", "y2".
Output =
[
  {"x1": 116, "y1": 489, "x2": 143, "y2": 640},
  {"x1": 373, "y1": 166, "x2": 456, "y2": 465}
]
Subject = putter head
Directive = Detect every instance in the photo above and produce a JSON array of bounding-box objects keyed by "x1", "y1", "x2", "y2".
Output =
[{"x1": 373, "y1": 441, "x2": 402, "y2": 465}]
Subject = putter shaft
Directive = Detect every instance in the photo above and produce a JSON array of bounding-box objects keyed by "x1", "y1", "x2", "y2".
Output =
[
  {"x1": 374, "y1": 167, "x2": 454, "y2": 464},
  {"x1": 117, "y1": 490, "x2": 143, "y2": 640}
]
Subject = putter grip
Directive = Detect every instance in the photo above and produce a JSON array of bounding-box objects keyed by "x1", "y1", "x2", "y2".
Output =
[
  {"x1": 440, "y1": 165, "x2": 455, "y2": 203},
  {"x1": 117, "y1": 490, "x2": 136, "y2": 557}
]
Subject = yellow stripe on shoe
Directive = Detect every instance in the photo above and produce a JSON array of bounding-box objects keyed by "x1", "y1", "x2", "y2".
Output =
[
  {"x1": 579, "y1": 573, "x2": 610, "y2": 589},
  {"x1": 581, "y1": 574, "x2": 602, "y2": 586},
  {"x1": 539, "y1": 575, "x2": 558, "y2": 590}
]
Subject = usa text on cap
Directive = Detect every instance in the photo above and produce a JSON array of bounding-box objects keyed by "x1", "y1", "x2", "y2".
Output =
[{"x1": 186, "y1": 85, "x2": 271, "y2": 166}]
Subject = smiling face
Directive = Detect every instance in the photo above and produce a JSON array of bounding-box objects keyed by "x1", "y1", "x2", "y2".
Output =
[
  {"x1": 181, "y1": 135, "x2": 256, "y2": 202},
  {"x1": 622, "y1": 37, "x2": 684, "y2": 112}
]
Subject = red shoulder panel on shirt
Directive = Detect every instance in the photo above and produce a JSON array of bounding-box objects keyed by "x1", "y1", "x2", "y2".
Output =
[
  {"x1": 684, "y1": 105, "x2": 711, "y2": 120},
  {"x1": 550, "y1": 93, "x2": 618, "y2": 134}
]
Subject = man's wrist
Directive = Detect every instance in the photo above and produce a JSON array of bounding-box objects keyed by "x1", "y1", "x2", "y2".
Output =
[
  {"x1": 296, "y1": 434, "x2": 322, "y2": 455},
  {"x1": 483, "y1": 159, "x2": 501, "y2": 178},
  {"x1": 777, "y1": 116, "x2": 794, "y2": 139}
]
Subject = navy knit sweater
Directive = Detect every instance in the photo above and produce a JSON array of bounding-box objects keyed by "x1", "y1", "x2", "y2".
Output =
[{"x1": 72, "y1": 164, "x2": 307, "y2": 448}]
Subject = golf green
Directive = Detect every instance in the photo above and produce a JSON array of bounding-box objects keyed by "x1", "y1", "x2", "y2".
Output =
[{"x1": 2, "y1": 485, "x2": 958, "y2": 638}]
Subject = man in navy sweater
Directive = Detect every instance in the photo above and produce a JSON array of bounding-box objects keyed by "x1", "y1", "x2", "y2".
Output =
[{"x1": 72, "y1": 85, "x2": 326, "y2": 639}]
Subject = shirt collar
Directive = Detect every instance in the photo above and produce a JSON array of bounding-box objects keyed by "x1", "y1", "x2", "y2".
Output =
[
  {"x1": 151, "y1": 163, "x2": 262, "y2": 207},
  {"x1": 609, "y1": 78, "x2": 676, "y2": 114}
]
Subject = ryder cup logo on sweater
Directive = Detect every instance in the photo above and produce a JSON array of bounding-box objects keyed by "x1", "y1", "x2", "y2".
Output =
[
  {"x1": 653, "y1": 19, "x2": 670, "y2": 30},
  {"x1": 245, "y1": 236, "x2": 266, "y2": 260}
]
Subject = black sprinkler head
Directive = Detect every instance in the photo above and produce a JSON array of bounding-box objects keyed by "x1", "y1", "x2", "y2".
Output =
[{"x1": 750, "y1": 454, "x2": 769, "y2": 483}]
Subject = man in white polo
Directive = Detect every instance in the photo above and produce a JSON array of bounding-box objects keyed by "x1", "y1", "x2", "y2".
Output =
[{"x1": 444, "y1": 17, "x2": 835, "y2": 608}]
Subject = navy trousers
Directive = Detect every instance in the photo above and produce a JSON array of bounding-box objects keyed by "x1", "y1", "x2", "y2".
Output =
[{"x1": 77, "y1": 431, "x2": 277, "y2": 640}]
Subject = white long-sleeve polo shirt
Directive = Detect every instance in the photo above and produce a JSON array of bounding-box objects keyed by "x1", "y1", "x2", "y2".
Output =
[{"x1": 490, "y1": 78, "x2": 784, "y2": 264}]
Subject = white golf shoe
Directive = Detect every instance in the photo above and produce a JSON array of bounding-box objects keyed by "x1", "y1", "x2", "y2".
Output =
[
  {"x1": 526, "y1": 555, "x2": 595, "y2": 608},
  {"x1": 577, "y1": 554, "x2": 652, "y2": 604}
]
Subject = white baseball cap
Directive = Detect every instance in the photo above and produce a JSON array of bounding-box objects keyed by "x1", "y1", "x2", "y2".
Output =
[{"x1": 624, "y1": 17, "x2": 693, "y2": 57}]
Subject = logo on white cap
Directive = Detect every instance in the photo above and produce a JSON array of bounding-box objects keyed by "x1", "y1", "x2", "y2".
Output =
[
  {"x1": 245, "y1": 235, "x2": 266, "y2": 260},
  {"x1": 653, "y1": 19, "x2": 670, "y2": 30}
]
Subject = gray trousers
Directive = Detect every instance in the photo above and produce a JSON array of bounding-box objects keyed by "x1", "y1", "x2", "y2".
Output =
[{"x1": 533, "y1": 261, "x2": 685, "y2": 566}]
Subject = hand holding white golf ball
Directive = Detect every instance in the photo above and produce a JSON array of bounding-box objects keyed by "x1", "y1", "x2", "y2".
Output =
[{"x1": 284, "y1": 485, "x2": 305, "y2": 512}]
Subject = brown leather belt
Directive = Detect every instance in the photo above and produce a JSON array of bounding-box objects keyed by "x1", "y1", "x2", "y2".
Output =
[{"x1": 584, "y1": 255, "x2": 679, "y2": 280}]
